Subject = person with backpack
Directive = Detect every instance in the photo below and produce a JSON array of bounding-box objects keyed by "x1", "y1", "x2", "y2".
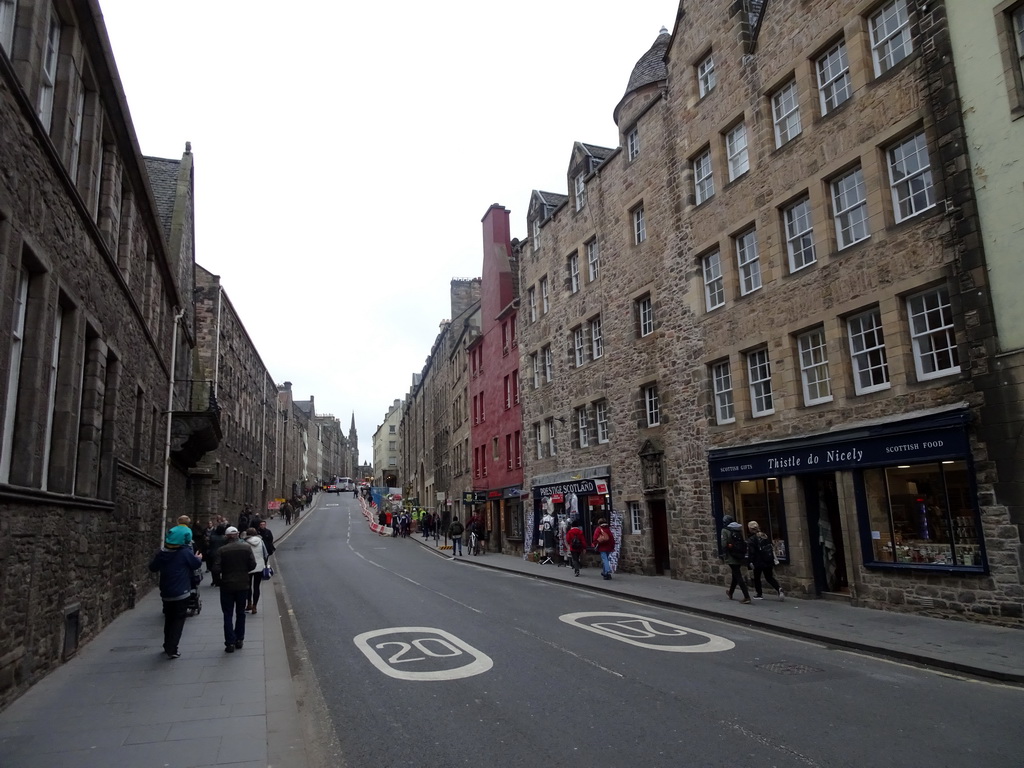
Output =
[
  {"x1": 592, "y1": 518, "x2": 616, "y2": 580},
  {"x1": 565, "y1": 518, "x2": 586, "y2": 576},
  {"x1": 747, "y1": 521, "x2": 784, "y2": 601},
  {"x1": 720, "y1": 515, "x2": 752, "y2": 603},
  {"x1": 448, "y1": 516, "x2": 465, "y2": 557}
]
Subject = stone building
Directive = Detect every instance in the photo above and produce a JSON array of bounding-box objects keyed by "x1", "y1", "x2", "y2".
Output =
[
  {"x1": 400, "y1": 279, "x2": 481, "y2": 524},
  {"x1": 448, "y1": 289, "x2": 481, "y2": 523},
  {"x1": 313, "y1": 411, "x2": 344, "y2": 485},
  {"x1": 373, "y1": 398, "x2": 403, "y2": 489},
  {"x1": 194, "y1": 266, "x2": 277, "y2": 521},
  {"x1": 276, "y1": 382, "x2": 309, "y2": 501},
  {"x1": 469, "y1": 206, "x2": 524, "y2": 552},
  {"x1": 0, "y1": 0, "x2": 218, "y2": 708},
  {"x1": 517, "y1": 0, "x2": 1022, "y2": 624}
]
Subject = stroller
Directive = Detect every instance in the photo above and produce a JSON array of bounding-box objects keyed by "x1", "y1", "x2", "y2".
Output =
[{"x1": 186, "y1": 565, "x2": 203, "y2": 616}]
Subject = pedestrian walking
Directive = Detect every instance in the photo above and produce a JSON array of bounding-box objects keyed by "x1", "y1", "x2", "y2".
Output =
[
  {"x1": 245, "y1": 528, "x2": 269, "y2": 614},
  {"x1": 448, "y1": 516, "x2": 465, "y2": 557},
  {"x1": 565, "y1": 518, "x2": 586, "y2": 576},
  {"x1": 592, "y1": 518, "x2": 615, "y2": 579},
  {"x1": 237, "y1": 505, "x2": 252, "y2": 534},
  {"x1": 206, "y1": 520, "x2": 228, "y2": 586},
  {"x1": 282, "y1": 500, "x2": 293, "y2": 526},
  {"x1": 721, "y1": 515, "x2": 752, "y2": 604},
  {"x1": 747, "y1": 521, "x2": 784, "y2": 601},
  {"x1": 213, "y1": 526, "x2": 256, "y2": 653},
  {"x1": 257, "y1": 520, "x2": 276, "y2": 563},
  {"x1": 148, "y1": 529, "x2": 203, "y2": 659}
]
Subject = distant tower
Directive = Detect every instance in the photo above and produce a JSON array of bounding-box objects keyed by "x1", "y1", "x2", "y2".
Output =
[{"x1": 349, "y1": 413, "x2": 358, "y2": 471}]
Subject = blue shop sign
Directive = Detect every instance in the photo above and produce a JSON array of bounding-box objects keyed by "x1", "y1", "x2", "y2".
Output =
[{"x1": 709, "y1": 423, "x2": 969, "y2": 481}]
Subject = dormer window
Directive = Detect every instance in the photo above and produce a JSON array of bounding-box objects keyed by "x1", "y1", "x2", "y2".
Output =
[
  {"x1": 574, "y1": 173, "x2": 586, "y2": 211},
  {"x1": 532, "y1": 218, "x2": 541, "y2": 252}
]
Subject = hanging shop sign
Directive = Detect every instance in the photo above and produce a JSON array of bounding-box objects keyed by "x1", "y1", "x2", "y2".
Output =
[
  {"x1": 503, "y1": 486, "x2": 524, "y2": 499},
  {"x1": 709, "y1": 414, "x2": 969, "y2": 481},
  {"x1": 463, "y1": 491, "x2": 488, "y2": 503}
]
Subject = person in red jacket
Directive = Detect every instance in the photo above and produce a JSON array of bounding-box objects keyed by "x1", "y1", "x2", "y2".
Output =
[
  {"x1": 565, "y1": 519, "x2": 586, "y2": 576},
  {"x1": 592, "y1": 518, "x2": 615, "y2": 580}
]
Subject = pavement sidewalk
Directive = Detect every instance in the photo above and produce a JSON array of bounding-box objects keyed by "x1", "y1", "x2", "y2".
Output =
[
  {"x1": 0, "y1": 503, "x2": 312, "y2": 768},
  {"x1": 387, "y1": 505, "x2": 1024, "y2": 685}
]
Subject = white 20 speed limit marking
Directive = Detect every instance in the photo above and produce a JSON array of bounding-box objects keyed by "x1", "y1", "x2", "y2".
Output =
[
  {"x1": 559, "y1": 612, "x2": 735, "y2": 652},
  {"x1": 353, "y1": 627, "x2": 494, "y2": 681}
]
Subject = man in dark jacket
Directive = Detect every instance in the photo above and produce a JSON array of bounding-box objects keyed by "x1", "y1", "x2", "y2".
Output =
[
  {"x1": 206, "y1": 521, "x2": 228, "y2": 586},
  {"x1": 148, "y1": 532, "x2": 203, "y2": 659},
  {"x1": 213, "y1": 526, "x2": 257, "y2": 652},
  {"x1": 257, "y1": 520, "x2": 276, "y2": 562}
]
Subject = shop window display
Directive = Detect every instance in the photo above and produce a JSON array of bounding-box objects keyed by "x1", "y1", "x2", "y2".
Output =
[
  {"x1": 719, "y1": 477, "x2": 788, "y2": 562},
  {"x1": 862, "y1": 461, "x2": 981, "y2": 567}
]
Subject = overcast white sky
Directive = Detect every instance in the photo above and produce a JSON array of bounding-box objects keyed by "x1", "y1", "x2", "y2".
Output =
[{"x1": 98, "y1": 0, "x2": 679, "y2": 463}]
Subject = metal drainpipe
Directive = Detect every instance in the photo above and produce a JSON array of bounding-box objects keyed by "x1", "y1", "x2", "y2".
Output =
[{"x1": 160, "y1": 307, "x2": 187, "y2": 541}]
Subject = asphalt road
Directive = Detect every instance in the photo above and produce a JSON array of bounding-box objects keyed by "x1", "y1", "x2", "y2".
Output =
[{"x1": 277, "y1": 496, "x2": 1022, "y2": 768}]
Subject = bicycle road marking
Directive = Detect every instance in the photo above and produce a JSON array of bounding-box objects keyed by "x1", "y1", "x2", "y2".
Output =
[
  {"x1": 560, "y1": 611, "x2": 735, "y2": 653},
  {"x1": 353, "y1": 627, "x2": 493, "y2": 681}
]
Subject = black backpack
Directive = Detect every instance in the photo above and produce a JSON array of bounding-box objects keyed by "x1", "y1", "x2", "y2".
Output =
[{"x1": 725, "y1": 530, "x2": 748, "y2": 559}]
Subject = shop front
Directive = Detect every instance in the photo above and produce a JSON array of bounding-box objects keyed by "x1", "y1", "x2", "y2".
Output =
[
  {"x1": 708, "y1": 410, "x2": 984, "y2": 600},
  {"x1": 529, "y1": 470, "x2": 612, "y2": 556}
]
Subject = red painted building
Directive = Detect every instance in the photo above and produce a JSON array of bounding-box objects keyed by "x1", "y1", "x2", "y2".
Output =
[{"x1": 469, "y1": 205, "x2": 525, "y2": 551}]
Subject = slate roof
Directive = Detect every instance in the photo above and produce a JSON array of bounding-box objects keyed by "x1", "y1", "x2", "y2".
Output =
[
  {"x1": 144, "y1": 156, "x2": 180, "y2": 244},
  {"x1": 621, "y1": 27, "x2": 671, "y2": 100},
  {"x1": 295, "y1": 400, "x2": 314, "y2": 416},
  {"x1": 580, "y1": 143, "x2": 615, "y2": 162},
  {"x1": 535, "y1": 190, "x2": 568, "y2": 210}
]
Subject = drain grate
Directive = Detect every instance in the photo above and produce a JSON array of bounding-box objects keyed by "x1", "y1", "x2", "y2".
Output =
[{"x1": 758, "y1": 661, "x2": 822, "y2": 675}]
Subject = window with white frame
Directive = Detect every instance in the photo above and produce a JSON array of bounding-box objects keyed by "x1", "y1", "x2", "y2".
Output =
[
  {"x1": 573, "y1": 327, "x2": 586, "y2": 367},
  {"x1": 69, "y1": 86, "x2": 85, "y2": 183},
  {"x1": 726, "y1": 123, "x2": 749, "y2": 180},
  {"x1": 888, "y1": 132, "x2": 934, "y2": 222},
  {"x1": 772, "y1": 79, "x2": 802, "y2": 147},
  {"x1": 712, "y1": 360, "x2": 735, "y2": 425},
  {"x1": 532, "y1": 218, "x2": 541, "y2": 252},
  {"x1": 540, "y1": 276, "x2": 549, "y2": 313},
  {"x1": 644, "y1": 384, "x2": 661, "y2": 427},
  {"x1": 817, "y1": 40, "x2": 852, "y2": 114},
  {"x1": 575, "y1": 173, "x2": 586, "y2": 211},
  {"x1": 0, "y1": 0, "x2": 16, "y2": 54},
  {"x1": 832, "y1": 167, "x2": 869, "y2": 248},
  {"x1": 638, "y1": 295, "x2": 654, "y2": 337},
  {"x1": 633, "y1": 205, "x2": 646, "y2": 244},
  {"x1": 590, "y1": 316, "x2": 603, "y2": 359},
  {"x1": 703, "y1": 251, "x2": 725, "y2": 310},
  {"x1": 907, "y1": 286, "x2": 960, "y2": 380},
  {"x1": 504, "y1": 375, "x2": 512, "y2": 409},
  {"x1": 543, "y1": 345, "x2": 553, "y2": 382},
  {"x1": 797, "y1": 327, "x2": 833, "y2": 405},
  {"x1": 627, "y1": 128, "x2": 640, "y2": 161},
  {"x1": 528, "y1": 287, "x2": 536, "y2": 322},
  {"x1": 576, "y1": 406, "x2": 590, "y2": 448},
  {"x1": 531, "y1": 352, "x2": 540, "y2": 388},
  {"x1": 545, "y1": 417, "x2": 557, "y2": 456},
  {"x1": 568, "y1": 252, "x2": 580, "y2": 293},
  {"x1": 512, "y1": 370, "x2": 519, "y2": 403},
  {"x1": 628, "y1": 501, "x2": 643, "y2": 533},
  {"x1": 595, "y1": 399, "x2": 609, "y2": 443},
  {"x1": 870, "y1": 0, "x2": 913, "y2": 76},
  {"x1": 534, "y1": 422, "x2": 544, "y2": 459},
  {"x1": 784, "y1": 196, "x2": 816, "y2": 272},
  {"x1": 735, "y1": 229, "x2": 762, "y2": 295},
  {"x1": 697, "y1": 52, "x2": 716, "y2": 97},
  {"x1": 1, "y1": 269, "x2": 28, "y2": 483},
  {"x1": 693, "y1": 148, "x2": 714, "y2": 204},
  {"x1": 847, "y1": 308, "x2": 890, "y2": 394},
  {"x1": 37, "y1": 6, "x2": 61, "y2": 133},
  {"x1": 586, "y1": 239, "x2": 600, "y2": 281},
  {"x1": 1014, "y1": 7, "x2": 1024, "y2": 84},
  {"x1": 747, "y1": 348, "x2": 774, "y2": 417}
]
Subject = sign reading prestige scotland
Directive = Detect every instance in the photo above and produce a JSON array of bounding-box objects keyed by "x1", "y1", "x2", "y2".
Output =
[
  {"x1": 533, "y1": 479, "x2": 608, "y2": 497},
  {"x1": 709, "y1": 424, "x2": 968, "y2": 481}
]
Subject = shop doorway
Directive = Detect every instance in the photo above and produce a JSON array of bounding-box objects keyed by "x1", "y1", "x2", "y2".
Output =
[
  {"x1": 803, "y1": 473, "x2": 849, "y2": 595},
  {"x1": 649, "y1": 499, "x2": 670, "y2": 575}
]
